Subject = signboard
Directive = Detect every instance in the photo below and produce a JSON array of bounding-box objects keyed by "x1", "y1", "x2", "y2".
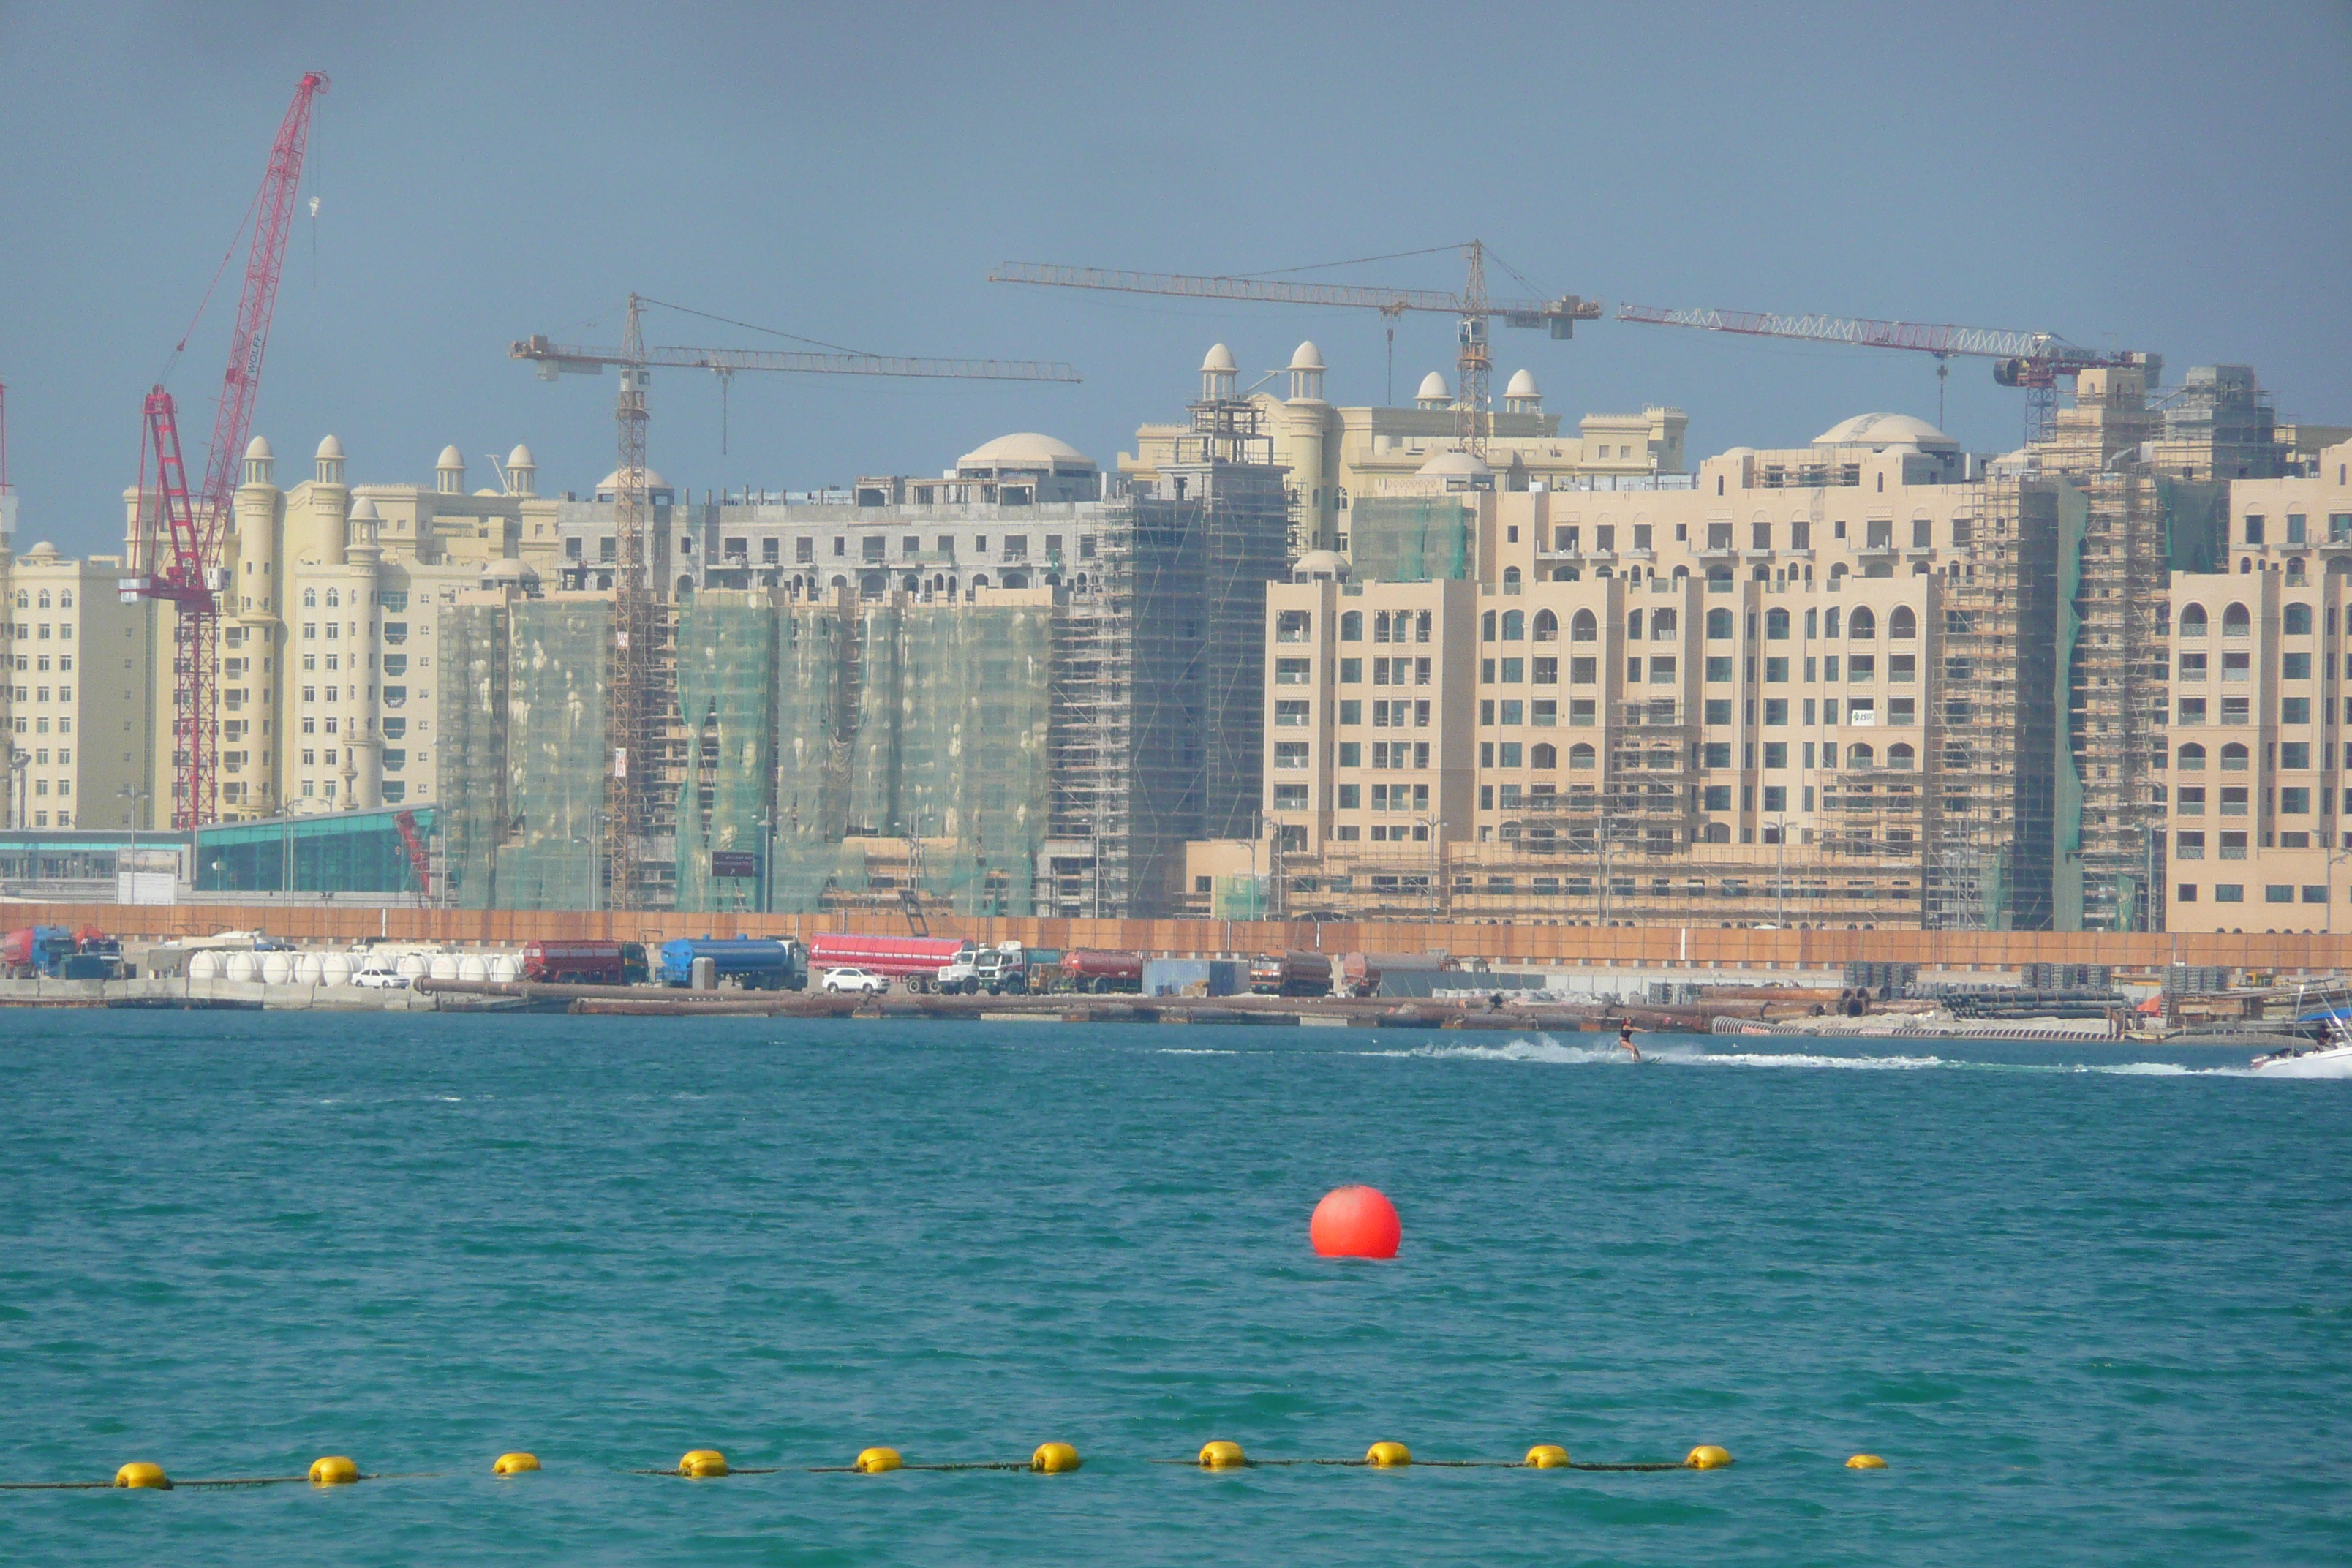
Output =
[{"x1": 711, "y1": 851, "x2": 758, "y2": 879}]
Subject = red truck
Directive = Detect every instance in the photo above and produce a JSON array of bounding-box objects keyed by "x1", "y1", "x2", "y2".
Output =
[
  {"x1": 807, "y1": 933, "x2": 974, "y2": 984},
  {"x1": 1250, "y1": 950, "x2": 1334, "y2": 998},
  {"x1": 521, "y1": 940, "x2": 649, "y2": 986},
  {"x1": 1059, "y1": 949, "x2": 1145, "y2": 995}
]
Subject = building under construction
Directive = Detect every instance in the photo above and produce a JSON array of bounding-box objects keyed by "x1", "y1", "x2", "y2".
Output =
[{"x1": 427, "y1": 350, "x2": 1289, "y2": 917}]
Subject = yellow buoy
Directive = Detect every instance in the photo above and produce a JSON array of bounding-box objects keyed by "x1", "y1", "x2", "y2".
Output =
[
  {"x1": 113, "y1": 1461, "x2": 170, "y2": 1490},
  {"x1": 1029, "y1": 1442, "x2": 1082, "y2": 1474},
  {"x1": 1197, "y1": 1441, "x2": 1247, "y2": 1469},
  {"x1": 1523, "y1": 1444, "x2": 1570, "y2": 1469},
  {"x1": 1365, "y1": 1441, "x2": 1411, "y2": 1468},
  {"x1": 678, "y1": 1449, "x2": 729, "y2": 1478},
  {"x1": 493, "y1": 1452, "x2": 540, "y2": 1474},
  {"x1": 308, "y1": 1455, "x2": 360, "y2": 1485},
  {"x1": 1684, "y1": 1445, "x2": 1733, "y2": 1470},
  {"x1": 854, "y1": 1447, "x2": 903, "y2": 1474},
  {"x1": 1847, "y1": 1453, "x2": 1887, "y2": 1470}
]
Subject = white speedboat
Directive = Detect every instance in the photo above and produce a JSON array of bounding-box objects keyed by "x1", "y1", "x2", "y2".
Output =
[{"x1": 2250, "y1": 1040, "x2": 2352, "y2": 1077}]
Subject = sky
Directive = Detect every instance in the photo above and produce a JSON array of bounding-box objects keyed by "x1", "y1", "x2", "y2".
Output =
[{"x1": 2, "y1": 1, "x2": 2348, "y2": 557}]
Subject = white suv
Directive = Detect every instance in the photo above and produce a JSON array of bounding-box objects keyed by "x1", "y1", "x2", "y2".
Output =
[{"x1": 822, "y1": 967, "x2": 889, "y2": 995}]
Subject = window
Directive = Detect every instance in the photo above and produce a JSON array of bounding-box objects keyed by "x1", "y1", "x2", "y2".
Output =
[
  {"x1": 2266, "y1": 885, "x2": 2295, "y2": 905},
  {"x1": 1704, "y1": 698, "x2": 1732, "y2": 725},
  {"x1": 1706, "y1": 608, "x2": 1733, "y2": 640},
  {"x1": 1272, "y1": 784, "x2": 1308, "y2": 809},
  {"x1": 2282, "y1": 741, "x2": 2310, "y2": 769},
  {"x1": 1340, "y1": 611, "x2": 1363, "y2": 641},
  {"x1": 1569, "y1": 743, "x2": 1596, "y2": 769},
  {"x1": 1703, "y1": 785, "x2": 1732, "y2": 810},
  {"x1": 2245, "y1": 515, "x2": 2266, "y2": 545},
  {"x1": 1275, "y1": 699, "x2": 1311, "y2": 728},
  {"x1": 2175, "y1": 832, "x2": 2206, "y2": 860},
  {"x1": 1703, "y1": 742, "x2": 1732, "y2": 768},
  {"x1": 2283, "y1": 697, "x2": 2312, "y2": 725},
  {"x1": 2215, "y1": 884, "x2": 2244, "y2": 902},
  {"x1": 2179, "y1": 697, "x2": 2206, "y2": 725},
  {"x1": 1275, "y1": 657, "x2": 1312, "y2": 685},
  {"x1": 1650, "y1": 657, "x2": 1676, "y2": 683},
  {"x1": 1531, "y1": 742, "x2": 1556, "y2": 769},
  {"x1": 1502, "y1": 610, "x2": 1525, "y2": 641},
  {"x1": 1763, "y1": 698, "x2": 1789, "y2": 725},
  {"x1": 2285, "y1": 603, "x2": 2314, "y2": 636},
  {"x1": 1533, "y1": 610, "x2": 1558, "y2": 641},
  {"x1": 1763, "y1": 741, "x2": 1788, "y2": 769},
  {"x1": 2223, "y1": 603, "x2": 2251, "y2": 636},
  {"x1": 1336, "y1": 783, "x2": 1360, "y2": 809},
  {"x1": 2179, "y1": 744, "x2": 2206, "y2": 770}
]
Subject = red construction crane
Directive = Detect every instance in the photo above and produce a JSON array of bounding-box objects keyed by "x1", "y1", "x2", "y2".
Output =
[
  {"x1": 1614, "y1": 300, "x2": 2158, "y2": 442},
  {"x1": 121, "y1": 71, "x2": 327, "y2": 829}
]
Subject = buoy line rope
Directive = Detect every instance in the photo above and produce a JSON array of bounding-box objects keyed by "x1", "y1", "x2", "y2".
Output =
[
  {"x1": 1147, "y1": 1458, "x2": 1695, "y2": 1471},
  {"x1": 0, "y1": 1472, "x2": 429, "y2": 1490}
]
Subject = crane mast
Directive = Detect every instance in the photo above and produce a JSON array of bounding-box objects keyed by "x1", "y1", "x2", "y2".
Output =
[{"x1": 121, "y1": 71, "x2": 326, "y2": 828}]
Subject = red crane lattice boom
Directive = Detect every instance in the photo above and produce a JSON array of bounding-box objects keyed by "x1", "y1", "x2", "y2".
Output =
[{"x1": 123, "y1": 70, "x2": 327, "y2": 829}]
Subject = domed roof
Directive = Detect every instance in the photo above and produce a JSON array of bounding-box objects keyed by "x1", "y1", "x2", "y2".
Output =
[
  {"x1": 23, "y1": 540, "x2": 61, "y2": 561},
  {"x1": 506, "y1": 443, "x2": 535, "y2": 468},
  {"x1": 244, "y1": 435, "x2": 273, "y2": 460},
  {"x1": 1814, "y1": 412, "x2": 1957, "y2": 451},
  {"x1": 436, "y1": 444, "x2": 464, "y2": 469},
  {"x1": 957, "y1": 432, "x2": 1095, "y2": 469},
  {"x1": 1201, "y1": 342, "x2": 1237, "y2": 374},
  {"x1": 1505, "y1": 368, "x2": 1541, "y2": 399},
  {"x1": 1292, "y1": 549, "x2": 1351, "y2": 581},
  {"x1": 1289, "y1": 341, "x2": 1325, "y2": 372},
  {"x1": 315, "y1": 434, "x2": 344, "y2": 460},
  {"x1": 351, "y1": 497, "x2": 380, "y2": 519},
  {"x1": 1417, "y1": 449, "x2": 1491, "y2": 478},
  {"x1": 596, "y1": 467, "x2": 668, "y2": 493},
  {"x1": 1416, "y1": 371, "x2": 1450, "y2": 401}
]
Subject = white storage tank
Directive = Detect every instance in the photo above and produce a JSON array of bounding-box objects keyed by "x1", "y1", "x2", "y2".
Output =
[
  {"x1": 487, "y1": 954, "x2": 521, "y2": 984},
  {"x1": 261, "y1": 952, "x2": 295, "y2": 986},
  {"x1": 429, "y1": 954, "x2": 461, "y2": 981},
  {"x1": 295, "y1": 953, "x2": 327, "y2": 985},
  {"x1": 225, "y1": 952, "x2": 261, "y2": 984},
  {"x1": 320, "y1": 954, "x2": 353, "y2": 987},
  {"x1": 396, "y1": 954, "x2": 429, "y2": 981},
  {"x1": 458, "y1": 954, "x2": 490, "y2": 983},
  {"x1": 189, "y1": 951, "x2": 223, "y2": 981}
]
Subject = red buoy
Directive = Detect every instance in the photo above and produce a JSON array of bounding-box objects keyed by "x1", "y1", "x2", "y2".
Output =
[{"x1": 1310, "y1": 1185, "x2": 1401, "y2": 1258}]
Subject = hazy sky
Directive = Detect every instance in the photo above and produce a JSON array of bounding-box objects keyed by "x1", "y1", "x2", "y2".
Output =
[{"x1": 3, "y1": 1, "x2": 2348, "y2": 557}]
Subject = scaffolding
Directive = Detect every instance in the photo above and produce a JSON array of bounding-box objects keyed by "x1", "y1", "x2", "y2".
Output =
[
  {"x1": 673, "y1": 594, "x2": 776, "y2": 913},
  {"x1": 496, "y1": 598, "x2": 610, "y2": 911},
  {"x1": 436, "y1": 600, "x2": 509, "y2": 908}
]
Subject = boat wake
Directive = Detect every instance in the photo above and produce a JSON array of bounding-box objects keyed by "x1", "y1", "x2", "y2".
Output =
[{"x1": 1369, "y1": 1035, "x2": 1943, "y2": 1070}]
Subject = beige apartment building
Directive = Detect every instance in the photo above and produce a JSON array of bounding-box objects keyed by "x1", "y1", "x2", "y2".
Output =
[
  {"x1": 2164, "y1": 440, "x2": 2352, "y2": 931},
  {"x1": 124, "y1": 435, "x2": 563, "y2": 823},
  {"x1": 1123, "y1": 343, "x2": 1686, "y2": 554},
  {"x1": 2, "y1": 540, "x2": 158, "y2": 830},
  {"x1": 1190, "y1": 410, "x2": 2054, "y2": 928}
]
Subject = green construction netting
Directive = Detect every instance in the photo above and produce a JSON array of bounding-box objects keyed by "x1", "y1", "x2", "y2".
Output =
[
  {"x1": 769, "y1": 604, "x2": 851, "y2": 910},
  {"x1": 1349, "y1": 499, "x2": 1471, "y2": 583},
  {"x1": 762, "y1": 600, "x2": 1048, "y2": 916},
  {"x1": 495, "y1": 599, "x2": 608, "y2": 911},
  {"x1": 1211, "y1": 875, "x2": 1266, "y2": 920},
  {"x1": 674, "y1": 595, "x2": 776, "y2": 913},
  {"x1": 437, "y1": 603, "x2": 508, "y2": 909}
]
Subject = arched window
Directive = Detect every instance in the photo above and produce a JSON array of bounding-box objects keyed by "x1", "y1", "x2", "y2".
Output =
[
  {"x1": 1502, "y1": 609, "x2": 1525, "y2": 641},
  {"x1": 1340, "y1": 610, "x2": 1363, "y2": 641},
  {"x1": 1552, "y1": 566, "x2": 1580, "y2": 581},
  {"x1": 1824, "y1": 607, "x2": 1842, "y2": 638},
  {"x1": 303, "y1": 588, "x2": 317, "y2": 608},
  {"x1": 2223, "y1": 603, "x2": 2251, "y2": 636},
  {"x1": 1481, "y1": 610, "x2": 1496, "y2": 641},
  {"x1": 1503, "y1": 565, "x2": 1523, "y2": 593},
  {"x1": 1373, "y1": 611, "x2": 1392, "y2": 643},
  {"x1": 2285, "y1": 602, "x2": 2313, "y2": 636},
  {"x1": 1701, "y1": 822, "x2": 1731, "y2": 843},
  {"x1": 1705, "y1": 607, "x2": 1733, "y2": 639},
  {"x1": 1848, "y1": 606, "x2": 1876, "y2": 639},
  {"x1": 36, "y1": 590, "x2": 50, "y2": 608},
  {"x1": 1531, "y1": 742, "x2": 1557, "y2": 769},
  {"x1": 1672, "y1": 564, "x2": 1689, "y2": 581},
  {"x1": 11, "y1": 591, "x2": 23, "y2": 608},
  {"x1": 58, "y1": 590, "x2": 72, "y2": 608},
  {"x1": 1765, "y1": 607, "x2": 1791, "y2": 640},
  {"x1": 2221, "y1": 742, "x2": 2250, "y2": 771},
  {"x1": 1890, "y1": 606, "x2": 1917, "y2": 638},
  {"x1": 1651, "y1": 608, "x2": 1677, "y2": 638},
  {"x1": 1889, "y1": 742, "x2": 1915, "y2": 770},
  {"x1": 1847, "y1": 742, "x2": 1876, "y2": 768},
  {"x1": 2178, "y1": 743, "x2": 2206, "y2": 770},
  {"x1": 2179, "y1": 603, "x2": 2207, "y2": 636},
  {"x1": 1570, "y1": 609, "x2": 1597, "y2": 642},
  {"x1": 903, "y1": 573, "x2": 921, "y2": 593},
  {"x1": 969, "y1": 573, "x2": 987, "y2": 590},
  {"x1": 1532, "y1": 609, "x2": 1558, "y2": 641},
  {"x1": 1705, "y1": 564, "x2": 1733, "y2": 583},
  {"x1": 1569, "y1": 742, "x2": 1597, "y2": 769},
  {"x1": 1828, "y1": 562, "x2": 1847, "y2": 582},
  {"x1": 326, "y1": 588, "x2": 341, "y2": 608}
]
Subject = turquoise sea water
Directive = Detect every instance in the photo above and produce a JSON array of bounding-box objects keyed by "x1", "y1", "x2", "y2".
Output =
[{"x1": 1, "y1": 1013, "x2": 2345, "y2": 1566}]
